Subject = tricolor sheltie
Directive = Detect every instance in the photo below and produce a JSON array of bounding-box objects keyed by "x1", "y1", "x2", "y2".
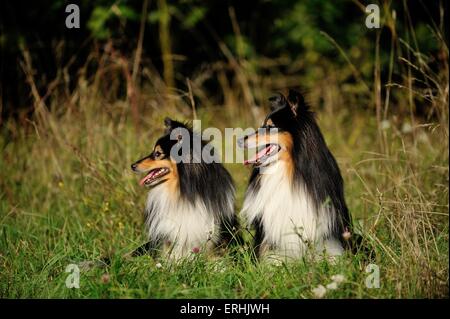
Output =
[
  {"x1": 131, "y1": 118, "x2": 238, "y2": 260},
  {"x1": 239, "y1": 90, "x2": 353, "y2": 262}
]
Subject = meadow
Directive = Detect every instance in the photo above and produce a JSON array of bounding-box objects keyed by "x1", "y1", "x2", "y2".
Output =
[{"x1": 0, "y1": 1, "x2": 448, "y2": 298}]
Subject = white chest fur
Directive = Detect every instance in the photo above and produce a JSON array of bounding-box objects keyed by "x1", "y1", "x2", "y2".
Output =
[
  {"x1": 241, "y1": 161, "x2": 342, "y2": 259},
  {"x1": 145, "y1": 187, "x2": 218, "y2": 259}
]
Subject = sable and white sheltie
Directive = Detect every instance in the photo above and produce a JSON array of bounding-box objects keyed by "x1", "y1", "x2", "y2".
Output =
[
  {"x1": 131, "y1": 118, "x2": 237, "y2": 260},
  {"x1": 239, "y1": 90, "x2": 353, "y2": 261}
]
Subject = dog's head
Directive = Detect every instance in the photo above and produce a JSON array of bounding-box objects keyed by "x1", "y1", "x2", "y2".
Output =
[
  {"x1": 131, "y1": 118, "x2": 188, "y2": 187},
  {"x1": 238, "y1": 89, "x2": 307, "y2": 167}
]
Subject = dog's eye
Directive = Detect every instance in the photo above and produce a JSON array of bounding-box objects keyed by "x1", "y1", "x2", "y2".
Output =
[{"x1": 154, "y1": 151, "x2": 161, "y2": 158}]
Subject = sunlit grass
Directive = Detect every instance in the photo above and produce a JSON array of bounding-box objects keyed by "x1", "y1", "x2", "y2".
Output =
[{"x1": 0, "y1": 98, "x2": 447, "y2": 297}]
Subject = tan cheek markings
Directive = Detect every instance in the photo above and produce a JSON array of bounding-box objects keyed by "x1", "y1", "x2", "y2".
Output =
[
  {"x1": 137, "y1": 158, "x2": 168, "y2": 170},
  {"x1": 165, "y1": 160, "x2": 179, "y2": 199},
  {"x1": 138, "y1": 158, "x2": 179, "y2": 199},
  {"x1": 136, "y1": 158, "x2": 156, "y2": 170},
  {"x1": 277, "y1": 132, "x2": 294, "y2": 181}
]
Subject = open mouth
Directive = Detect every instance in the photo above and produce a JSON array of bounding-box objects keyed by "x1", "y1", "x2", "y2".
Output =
[
  {"x1": 139, "y1": 167, "x2": 170, "y2": 187},
  {"x1": 244, "y1": 144, "x2": 281, "y2": 166}
]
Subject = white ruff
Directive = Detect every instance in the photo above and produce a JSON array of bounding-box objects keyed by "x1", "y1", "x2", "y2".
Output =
[
  {"x1": 145, "y1": 185, "x2": 219, "y2": 260},
  {"x1": 241, "y1": 161, "x2": 343, "y2": 259}
]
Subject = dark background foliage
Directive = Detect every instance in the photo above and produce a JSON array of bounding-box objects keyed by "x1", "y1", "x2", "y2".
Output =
[{"x1": 0, "y1": 0, "x2": 447, "y2": 119}]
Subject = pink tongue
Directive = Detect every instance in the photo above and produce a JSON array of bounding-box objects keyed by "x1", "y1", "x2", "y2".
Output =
[
  {"x1": 244, "y1": 145, "x2": 275, "y2": 165},
  {"x1": 139, "y1": 170, "x2": 157, "y2": 186}
]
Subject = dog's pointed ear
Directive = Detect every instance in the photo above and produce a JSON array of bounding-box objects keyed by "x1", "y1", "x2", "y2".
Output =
[
  {"x1": 164, "y1": 117, "x2": 173, "y2": 130},
  {"x1": 268, "y1": 93, "x2": 288, "y2": 111},
  {"x1": 287, "y1": 89, "x2": 306, "y2": 116}
]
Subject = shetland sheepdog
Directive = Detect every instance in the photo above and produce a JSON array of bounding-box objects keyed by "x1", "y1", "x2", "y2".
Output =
[
  {"x1": 131, "y1": 118, "x2": 238, "y2": 260},
  {"x1": 239, "y1": 90, "x2": 353, "y2": 262}
]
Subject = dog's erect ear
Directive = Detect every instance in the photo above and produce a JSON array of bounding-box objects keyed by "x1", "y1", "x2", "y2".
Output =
[
  {"x1": 164, "y1": 117, "x2": 184, "y2": 134},
  {"x1": 164, "y1": 117, "x2": 187, "y2": 130},
  {"x1": 268, "y1": 93, "x2": 288, "y2": 111},
  {"x1": 287, "y1": 89, "x2": 306, "y2": 116},
  {"x1": 164, "y1": 117, "x2": 173, "y2": 130}
]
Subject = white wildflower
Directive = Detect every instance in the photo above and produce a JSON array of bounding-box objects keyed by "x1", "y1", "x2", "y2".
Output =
[
  {"x1": 312, "y1": 285, "x2": 327, "y2": 298},
  {"x1": 331, "y1": 274, "x2": 346, "y2": 284},
  {"x1": 326, "y1": 282, "x2": 338, "y2": 290}
]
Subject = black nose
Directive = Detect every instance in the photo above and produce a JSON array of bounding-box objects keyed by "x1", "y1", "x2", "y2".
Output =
[{"x1": 131, "y1": 163, "x2": 137, "y2": 171}]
